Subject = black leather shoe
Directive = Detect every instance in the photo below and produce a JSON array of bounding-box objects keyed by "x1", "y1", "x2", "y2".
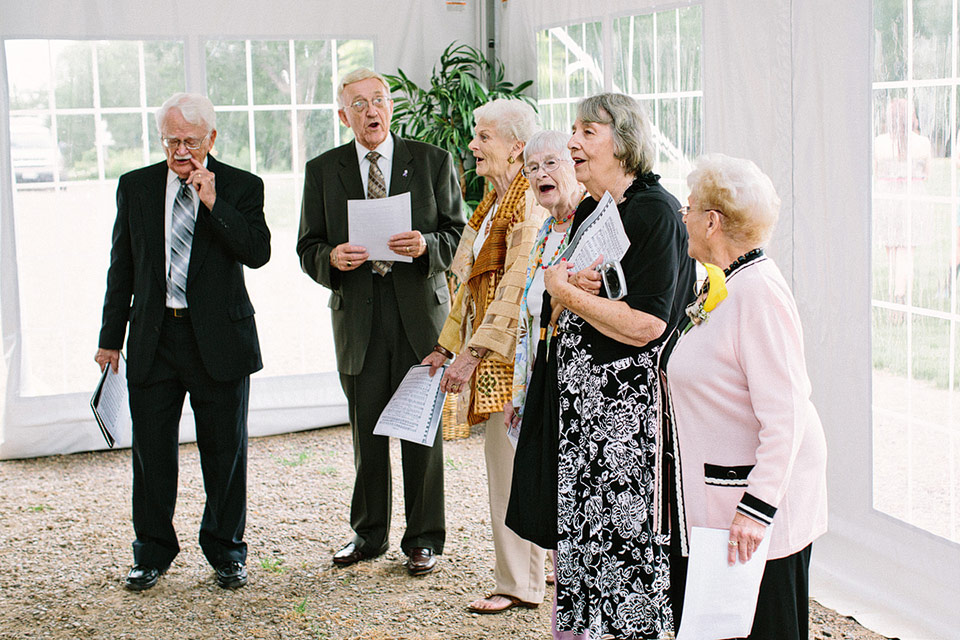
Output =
[
  {"x1": 125, "y1": 565, "x2": 160, "y2": 591},
  {"x1": 216, "y1": 561, "x2": 247, "y2": 589},
  {"x1": 406, "y1": 547, "x2": 437, "y2": 576},
  {"x1": 332, "y1": 541, "x2": 381, "y2": 567}
]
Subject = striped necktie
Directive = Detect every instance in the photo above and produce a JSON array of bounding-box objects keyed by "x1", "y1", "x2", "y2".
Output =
[
  {"x1": 366, "y1": 151, "x2": 393, "y2": 276},
  {"x1": 167, "y1": 179, "x2": 195, "y2": 307}
]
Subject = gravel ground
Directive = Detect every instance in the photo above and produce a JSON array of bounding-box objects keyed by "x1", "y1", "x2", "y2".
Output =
[{"x1": 0, "y1": 424, "x2": 885, "y2": 640}]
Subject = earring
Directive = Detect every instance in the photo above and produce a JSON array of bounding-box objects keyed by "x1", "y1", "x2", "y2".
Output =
[{"x1": 507, "y1": 156, "x2": 516, "y2": 164}]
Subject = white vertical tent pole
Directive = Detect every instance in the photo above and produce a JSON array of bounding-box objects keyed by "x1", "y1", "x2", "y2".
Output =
[{"x1": 0, "y1": 40, "x2": 22, "y2": 445}]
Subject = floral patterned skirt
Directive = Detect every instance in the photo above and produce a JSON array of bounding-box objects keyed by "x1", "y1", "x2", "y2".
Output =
[{"x1": 554, "y1": 312, "x2": 673, "y2": 640}]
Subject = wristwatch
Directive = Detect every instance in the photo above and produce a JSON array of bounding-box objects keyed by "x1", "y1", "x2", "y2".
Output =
[{"x1": 467, "y1": 345, "x2": 484, "y2": 360}]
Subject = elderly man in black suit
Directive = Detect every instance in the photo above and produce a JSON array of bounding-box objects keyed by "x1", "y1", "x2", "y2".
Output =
[
  {"x1": 95, "y1": 92, "x2": 270, "y2": 591},
  {"x1": 297, "y1": 68, "x2": 464, "y2": 576}
]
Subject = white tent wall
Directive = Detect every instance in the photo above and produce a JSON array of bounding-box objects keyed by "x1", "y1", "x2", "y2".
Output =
[
  {"x1": 0, "y1": 0, "x2": 478, "y2": 459},
  {"x1": 501, "y1": 0, "x2": 959, "y2": 638}
]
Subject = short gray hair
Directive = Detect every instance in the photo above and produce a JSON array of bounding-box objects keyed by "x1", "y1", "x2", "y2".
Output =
[
  {"x1": 474, "y1": 98, "x2": 539, "y2": 144},
  {"x1": 156, "y1": 93, "x2": 216, "y2": 134},
  {"x1": 337, "y1": 68, "x2": 390, "y2": 107},
  {"x1": 523, "y1": 129, "x2": 573, "y2": 163},
  {"x1": 575, "y1": 93, "x2": 654, "y2": 175},
  {"x1": 686, "y1": 153, "x2": 780, "y2": 246}
]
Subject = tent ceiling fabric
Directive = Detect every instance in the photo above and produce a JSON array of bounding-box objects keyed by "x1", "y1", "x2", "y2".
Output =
[{"x1": 1, "y1": 0, "x2": 959, "y2": 638}]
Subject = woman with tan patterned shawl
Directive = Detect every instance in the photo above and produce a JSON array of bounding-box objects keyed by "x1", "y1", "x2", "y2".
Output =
[{"x1": 422, "y1": 99, "x2": 548, "y2": 614}]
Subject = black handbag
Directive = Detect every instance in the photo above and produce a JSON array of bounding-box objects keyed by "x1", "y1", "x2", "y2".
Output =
[{"x1": 505, "y1": 293, "x2": 559, "y2": 549}]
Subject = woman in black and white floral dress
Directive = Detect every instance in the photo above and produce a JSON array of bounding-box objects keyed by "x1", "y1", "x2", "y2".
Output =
[{"x1": 543, "y1": 94, "x2": 695, "y2": 639}]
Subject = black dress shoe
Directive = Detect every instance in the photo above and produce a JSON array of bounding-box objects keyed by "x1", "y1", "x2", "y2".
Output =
[
  {"x1": 125, "y1": 565, "x2": 160, "y2": 591},
  {"x1": 216, "y1": 561, "x2": 247, "y2": 589},
  {"x1": 406, "y1": 547, "x2": 437, "y2": 576},
  {"x1": 332, "y1": 541, "x2": 379, "y2": 567}
]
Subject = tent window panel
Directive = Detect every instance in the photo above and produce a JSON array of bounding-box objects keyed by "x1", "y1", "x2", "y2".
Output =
[
  {"x1": 5, "y1": 38, "x2": 185, "y2": 397},
  {"x1": 584, "y1": 22, "x2": 604, "y2": 95},
  {"x1": 872, "y1": 0, "x2": 960, "y2": 544},
  {"x1": 54, "y1": 41, "x2": 94, "y2": 109},
  {"x1": 656, "y1": 10, "x2": 678, "y2": 94},
  {"x1": 254, "y1": 110, "x2": 293, "y2": 173},
  {"x1": 101, "y1": 113, "x2": 144, "y2": 180},
  {"x1": 56, "y1": 114, "x2": 97, "y2": 181},
  {"x1": 336, "y1": 39, "x2": 374, "y2": 80},
  {"x1": 536, "y1": 31, "x2": 551, "y2": 98},
  {"x1": 143, "y1": 42, "x2": 185, "y2": 107},
  {"x1": 210, "y1": 111, "x2": 252, "y2": 171},
  {"x1": 913, "y1": 0, "x2": 952, "y2": 81},
  {"x1": 203, "y1": 37, "x2": 373, "y2": 378},
  {"x1": 875, "y1": 0, "x2": 908, "y2": 82},
  {"x1": 678, "y1": 6, "x2": 702, "y2": 93},
  {"x1": 251, "y1": 40, "x2": 291, "y2": 106},
  {"x1": 97, "y1": 41, "x2": 141, "y2": 109},
  {"x1": 205, "y1": 40, "x2": 248, "y2": 106},
  {"x1": 295, "y1": 41, "x2": 334, "y2": 105},
  {"x1": 535, "y1": 22, "x2": 603, "y2": 133},
  {"x1": 5, "y1": 41, "x2": 52, "y2": 110}
]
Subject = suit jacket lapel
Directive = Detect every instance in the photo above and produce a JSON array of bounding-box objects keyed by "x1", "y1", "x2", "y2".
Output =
[
  {"x1": 186, "y1": 154, "x2": 218, "y2": 283},
  {"x1": 141, "y1": 162, "x2": 168, "y2": 289},
  {"x1": 338, "y1": 143, "x2": 365, "y2": 200},
  {"x1": 390, "y1": 133, "x2": 413, "y2": 197}
]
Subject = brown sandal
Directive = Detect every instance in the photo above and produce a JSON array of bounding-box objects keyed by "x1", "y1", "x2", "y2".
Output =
[{"x1": 467, "y1": 593, "x2": 539, "y2": 614}]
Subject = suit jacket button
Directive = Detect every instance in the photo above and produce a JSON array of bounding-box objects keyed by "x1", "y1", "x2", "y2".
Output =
[{"x1": 366, "y1": 298, "x2": 372, "y2": 305}]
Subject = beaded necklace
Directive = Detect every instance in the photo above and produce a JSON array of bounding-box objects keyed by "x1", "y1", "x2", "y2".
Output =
[
  {"x1": 532, "y1": 209, "x2": 576, "y2": 271},
  {"x1": 723, "y1": 247, "x2": 765, "y2": 277}
]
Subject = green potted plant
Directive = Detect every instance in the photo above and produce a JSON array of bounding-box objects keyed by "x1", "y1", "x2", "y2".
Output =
[{"x1": 384, "y1": 42, "x2": 535, "y2": 211}]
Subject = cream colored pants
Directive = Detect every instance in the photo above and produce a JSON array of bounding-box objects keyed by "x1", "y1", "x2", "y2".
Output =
[{"x1": 483, "y1": 412, "x2": 547, "y2": 604}]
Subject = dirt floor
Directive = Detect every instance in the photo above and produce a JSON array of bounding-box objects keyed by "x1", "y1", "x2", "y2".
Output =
[{"x1": 0, "y1": 424, "x2": 886, "y2": 640}]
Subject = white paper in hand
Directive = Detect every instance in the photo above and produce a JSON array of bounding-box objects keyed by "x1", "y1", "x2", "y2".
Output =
[
  {"x1": 347, "y1": 192, "x2": 413, "y2": 262},
  {"x1": 676, "y1": 526, "x2": 773, "y2": 640},
  {"x1": 559, "y1": 191, "x2": 630, "y2": 271},
  {"x1": 373, "y1": 365, "x2": 446, "y2": 446}
]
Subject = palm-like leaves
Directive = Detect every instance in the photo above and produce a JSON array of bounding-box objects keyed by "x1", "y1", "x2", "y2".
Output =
[{"x1": 384, "y1": 42, "x2": 535, "y2": 210}]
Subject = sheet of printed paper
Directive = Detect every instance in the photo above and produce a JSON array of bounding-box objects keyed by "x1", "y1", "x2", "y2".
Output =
[
  {"x1": 347, "y1": 192, "x2": 413, "y2": 262},
  {"x1": 560, "y1": 191, "x2": 630, "y2": 271},
  {"x1": 676, "y1": 526, "x2": 773, "y2": 640},
  {"x1": 373, "y1": 365, "x2": 446, "y2": 446},
  {"x1": 90, "y1": 354, "x2": 131, "y2": 447}
]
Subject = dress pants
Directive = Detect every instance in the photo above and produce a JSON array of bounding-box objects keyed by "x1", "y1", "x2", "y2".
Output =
[
  {"x1": 484, "y1": 412, "x2": 547, "y2": 603},
  {"x1": 127, "y1": 311, "x2": 249, "y2": 571},
  {"x1": 338, "y1": 272, "x2": 446, "y2": 557}
]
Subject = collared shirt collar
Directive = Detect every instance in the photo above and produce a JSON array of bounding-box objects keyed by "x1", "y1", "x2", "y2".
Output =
[{"x1": 354, "y1": 133, "x2": 394, "y2": 165}]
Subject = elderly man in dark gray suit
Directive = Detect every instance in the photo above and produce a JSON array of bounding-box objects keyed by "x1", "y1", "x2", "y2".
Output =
[
  {"x1": 96, "y1": 92, "x2": 270, "y2": 591},
  {"x1": 297, "y1": 68, "x2": 464, "y2": 576}
]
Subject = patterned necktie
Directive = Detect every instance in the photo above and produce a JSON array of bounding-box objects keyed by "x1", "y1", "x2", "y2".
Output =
[
  {"x1": 366, "y1": 151, "x2": 393, "y2": 276},
  {"x1": 168, "y1": 179, "x2": 195, "y2": 306}
]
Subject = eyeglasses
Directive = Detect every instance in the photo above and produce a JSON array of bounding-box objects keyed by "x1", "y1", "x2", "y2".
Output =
[
  {"x1": 348, "y1": 97, "x2": 389, "y2": 112},
  {"x1": 678, "y1": 206, "x2": 726, "y2": 220},
  {"x1": 161, "y1": 136, "x2": 208, "y2": 151},
  {"x1": 521, "y1": 158, "x2": 569, "y2": 178}
]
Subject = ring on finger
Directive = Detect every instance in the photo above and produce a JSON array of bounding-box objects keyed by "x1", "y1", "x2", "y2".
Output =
[
  {"x1": 728, "y1": 540, "x2": 738, "y2": 547},
  {"x1": 346, "y1": 260, "x2": 352, "y2": 268}
]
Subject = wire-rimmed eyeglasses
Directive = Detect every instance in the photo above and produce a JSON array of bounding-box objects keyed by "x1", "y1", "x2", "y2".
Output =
[
  {"x1": 348, "y1": 97, "x2": 389, "y2": 112},
  {"x1": 161, "y1": 136, "x2": 208, "y2": 151},
  {"x1": 521, "y1": 158, "x2": 571, "y2": 178},
  {"x1": 678, "y1": 205, "x2": 726, "y2": 220}
]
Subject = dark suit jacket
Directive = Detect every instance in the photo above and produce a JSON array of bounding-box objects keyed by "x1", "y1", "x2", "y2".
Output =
[
  {"x1": 99, "y1": 155, "x2": 271, "y2": 384},
  {"x1": 296, "y1": 133, "x2": 465, "y2": 375}
]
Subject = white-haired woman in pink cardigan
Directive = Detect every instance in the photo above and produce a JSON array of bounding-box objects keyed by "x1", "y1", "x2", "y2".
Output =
[{"x1": 666, "y1": 153, "x2": 828, "y2": 640}]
